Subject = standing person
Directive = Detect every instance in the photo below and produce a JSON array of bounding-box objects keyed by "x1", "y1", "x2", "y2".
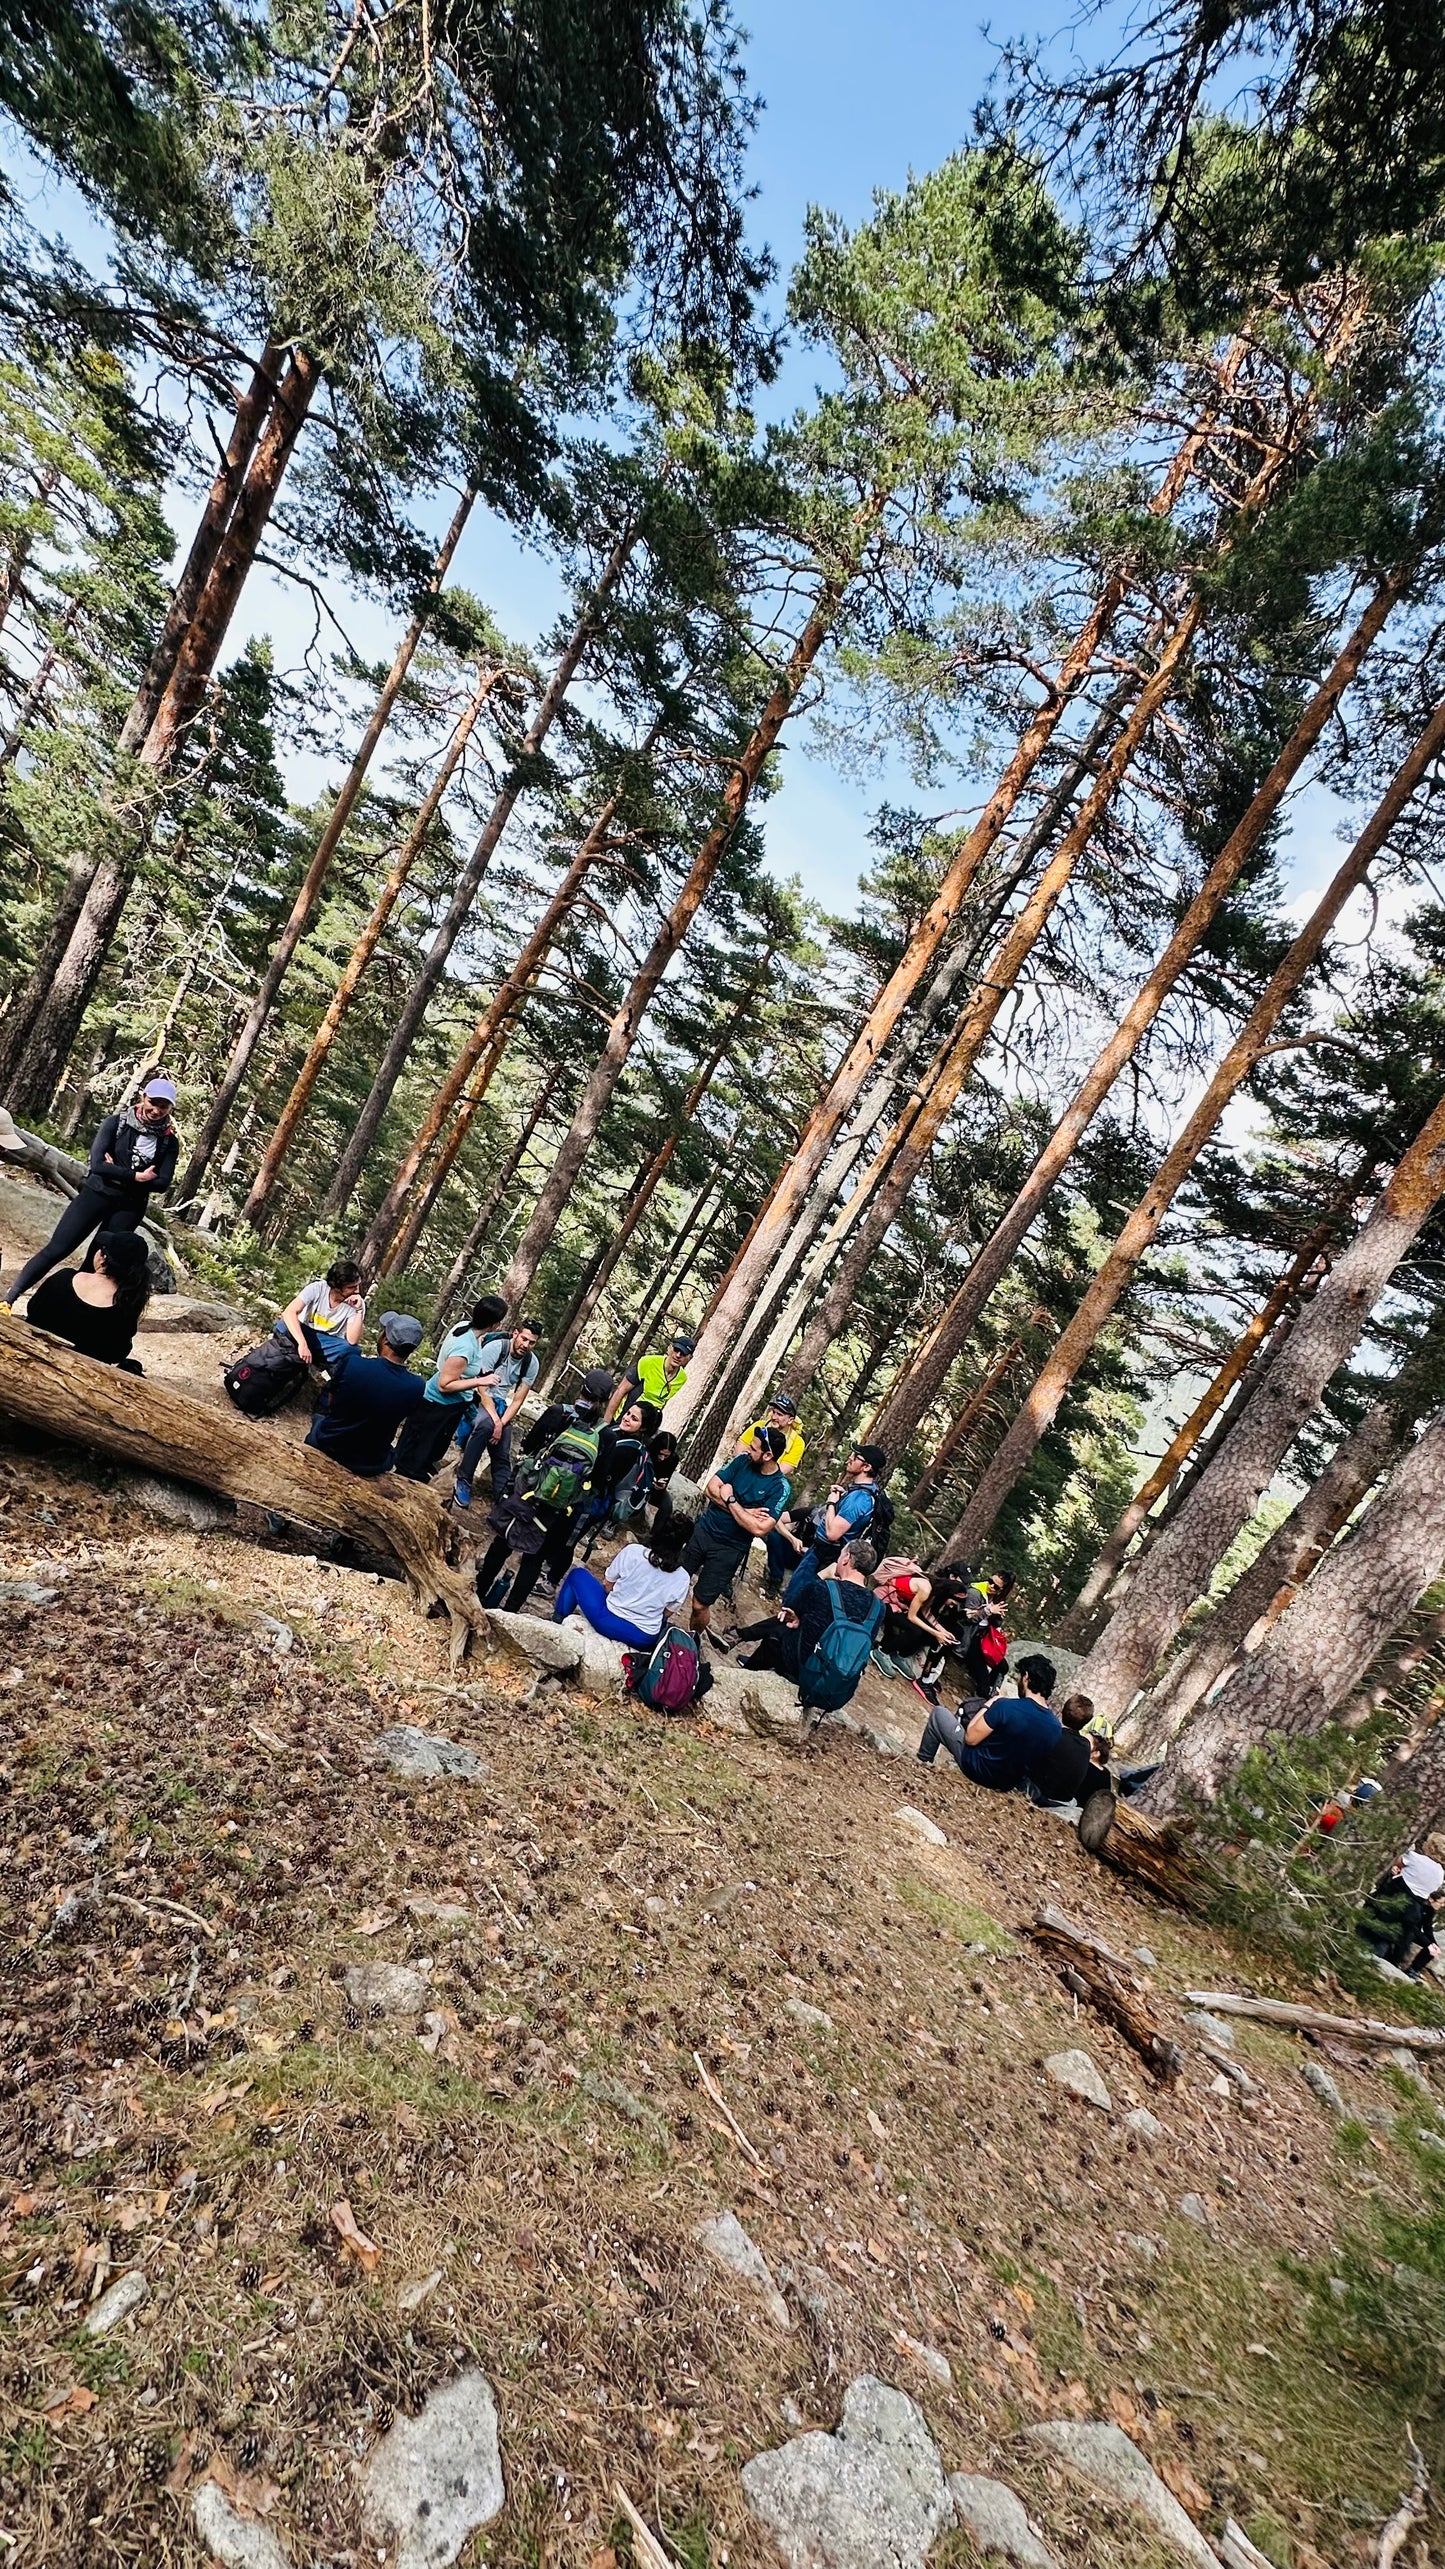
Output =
[
  {"x1": 606, "y1": 1332, "x2": 695, "y2": 1435},
  {"x1": 553, "y1": 1512, "x2": 694, "y2": 1647},
  {"x1": 305, "y1": 1313, "x2": 426, "y2": 1477},
  {"x1": 393, "y1": 1293, "x2": 508, "y2": 1482},
  {"x1": 915, "y1": 1652, "x2": 1060, "y2": 1792},
  {"x1": 957, "y1": 1571, "x2": 1015, "y2": 1695},
  {"x1": 23, "y1": 1229, "x2": 152, "y2": 1368},
  {"x1": 737, "y1": 1391, "x2": 806, "y2": 1478},
  {"x1": 764, "y1": 1443, "x2": 890, "y2": 1599},
  {"x1": 1357, "y1": 1851, "x2": 1445, "y2": 1976},
  {"x1": 452, "y1": 1317, "x2": 541, "y2": 1505},
  {"x1": 275, "y1": 1258, "x2": 368, "y2": 1367},
  {"x1": 472, "y1": 1370, "x2": 617, "y2": 1612},
  {"x1": 1, "y1": 1078, "x2": 178, "y2": 1309},
  {"x1": 684, "y1": 1425, "x2": 789, "y2": 1641},
  {"x1": 736, "y1": 1541, "x2": 883, "y2": 1712}
]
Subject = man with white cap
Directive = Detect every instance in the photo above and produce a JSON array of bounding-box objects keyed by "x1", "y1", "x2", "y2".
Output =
[{"x1": 2, "y1": 1076, "x2": 180, "y2": 1310}]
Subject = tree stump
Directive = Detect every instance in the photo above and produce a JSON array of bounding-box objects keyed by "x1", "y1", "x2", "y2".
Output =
[
  {"x1": 0, "y1": 1315, "x2": 487, "y2": 1658},
  {"x1": 1077, "y1": 1788, "x2": 1215, "y2": 1910}
]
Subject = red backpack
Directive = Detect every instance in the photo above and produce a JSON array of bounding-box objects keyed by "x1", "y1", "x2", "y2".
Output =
[{"x1": 978, "y1": 1619, "x2": 1009, "y2": 1669}]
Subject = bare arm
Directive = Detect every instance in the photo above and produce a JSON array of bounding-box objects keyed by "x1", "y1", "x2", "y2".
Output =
[
  {"x1": 280, "y1": 1290, "x2": 316, "y2": 1362},
  {"x1": 963, "y1": 1707, "x2": 995, "y2": 1747}
]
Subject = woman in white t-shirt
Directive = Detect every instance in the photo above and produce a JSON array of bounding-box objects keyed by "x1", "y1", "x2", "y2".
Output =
[{"x1": 552, "y1": 1513, "x2": 693, "y2": 1647}]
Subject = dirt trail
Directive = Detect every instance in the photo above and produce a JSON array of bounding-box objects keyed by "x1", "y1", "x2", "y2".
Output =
[{"x1": 0, "y1": 1437, "x2": 1433, "y2": 2568}]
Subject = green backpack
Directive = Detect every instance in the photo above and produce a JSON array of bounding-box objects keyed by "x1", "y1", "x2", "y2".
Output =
[{"x1": 529, "y1": 1422, "x2": 601, "y2": 1509}]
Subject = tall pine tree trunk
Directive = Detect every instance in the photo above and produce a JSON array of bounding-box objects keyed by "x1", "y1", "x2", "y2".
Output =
[
  {"x1": 11, "y1": 348, "x2": 319, "y2": 1113},
  {"x1": 867, "y1": 571, "x2": 1405, "y2": 1471},
  {"x1": 777, "y1": 603, "x2": 1201, "y2": 1402},
  {"x1": 496, "y1": 566, "x2": 859, "y2": 1312},
  {"x1": 177, "y1": 491, "x2": 475, "y2": 1203},
  {"x1": 1140, "y1": 1412, "x2": 1445, "y2": 1810},
  {"x1": 908, "y1": 1335, "x2": 1025, "y2": 1509},
  {"x1": 323, "y1": 521, "x2": 641, "y2": 1223},
  {"x1": 946, "y1": 683, "x2": 1445, "y2": 1582},
  {"x1": 0, "y1": 343, "x2": 287, "y2": 1096},
  {"x1": 429, "y1": 1071, "x2": 561, "y2": 1328},
  {"x1": 1057, "y1": 1221, "x2": 1335, "y2": 1641},
  {"x1": 244, "y1": 659, "x2": 500, "y2": 1221}
]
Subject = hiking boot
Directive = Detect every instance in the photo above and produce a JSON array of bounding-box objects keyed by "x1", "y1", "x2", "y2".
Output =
[{"x1": 453, "y1": 1479, "x2": 472, "y2": 1509}]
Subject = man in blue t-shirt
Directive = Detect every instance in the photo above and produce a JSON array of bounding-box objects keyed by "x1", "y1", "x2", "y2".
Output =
[
  {"x1": 305, "y1": 1313, "x2": 427, "y2": 1477},
  {"x1": 765, "y1": 1443, "x2": 887, "y2": 1600},
  {"x1": 915, "y1": 1652, "x2": 1060, "y2": 1793},
  {"x1": 684, "y1": 1426, "x2": 789, "y2": 1639}
]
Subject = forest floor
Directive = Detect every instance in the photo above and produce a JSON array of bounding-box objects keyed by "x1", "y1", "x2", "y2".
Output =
[{"x1": 0, "y1": 1423, "x2": 1440, "y2": 2569}]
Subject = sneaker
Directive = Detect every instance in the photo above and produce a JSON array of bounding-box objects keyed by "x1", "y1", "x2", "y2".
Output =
[
  {"x1": 0, "y1": 1301, "x2": 11, "y2": 1317},
  {"x1": 453, "y1": 1479, "x2": 472, "y2": 1509}
]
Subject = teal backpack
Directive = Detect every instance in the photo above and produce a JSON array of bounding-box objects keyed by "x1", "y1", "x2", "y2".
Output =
[{"x1": 798, "y1": 1585, "x2": 882, "y2": 1712}]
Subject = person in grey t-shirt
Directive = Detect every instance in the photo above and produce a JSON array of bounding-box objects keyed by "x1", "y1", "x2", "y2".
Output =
[{"x1": 453, "y1": 1319, "x2": 541, "y2": 1505}]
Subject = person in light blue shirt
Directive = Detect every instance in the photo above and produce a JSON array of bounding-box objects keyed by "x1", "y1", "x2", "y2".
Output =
[
  {"x1": 765, "y1": 1442, "x2": 889, "y2": 1600},
  {"x1": 393, "y1": 1293, "x2": 507, "y2": 1481}
]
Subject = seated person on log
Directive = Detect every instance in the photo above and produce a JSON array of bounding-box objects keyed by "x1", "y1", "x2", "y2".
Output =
[
  {"x1": 22, "y1": 1229, "x2": 152, "y2": 1370},
  {"x1": 762, "y1": 1441, "x2": 888, "y2": 1601},
  {"x1": 1026, "y1": 1692, "x2": 1113, "y2": 1813},
  {"x1": 275, "y1": 1257, "x2": 369, "y2": 1372},
  {"x1": 392, "y1": 1292, "x2": 508, "y2": 1482},
  {"x1": 2, "y1": 1077, "x2": 178, "y2": 1310},
  {"x1": 474, "y1": 1369, "x2": 620, "y2": 1613},
  {"x1": 452, "y1": 1317, "x2": 541, "y2": 1505},
  {"x1": 916, "y1": 1650, "x2": 1060, "y2": 1792},
  {"x1": 1357, "y1": 1850, "x2": 1445, "y2": 1977},
  {"x1": 304, "y1": 1311, "x2": 426, "y2": 1476},
  {"x1": 683, "y1": 1424, "x2": 790, "y2": 1641},
  {"x1": 605, "y1": 1330, "x2": 695, "y2": 1437},
  {"x1": 552, "y1": 1509, "x2": 695, "y2": 1647},
  {"x1": 734, "y1": 1539, "x2": 882, "y2": 1707}
]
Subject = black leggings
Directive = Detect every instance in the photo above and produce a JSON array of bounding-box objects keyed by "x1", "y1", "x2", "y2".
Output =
[
  {"x1": 736, "y1": 1615, "x2": 800, "y2": 1682},
  {"x1": 10, "y1": 1189, "x2": 144, "y2": 1300}
]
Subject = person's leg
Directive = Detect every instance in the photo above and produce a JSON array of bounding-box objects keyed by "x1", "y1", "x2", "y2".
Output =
[
  {"x1": 456, "y1": 1412, "x2": 501, "y2": 1503},
  {"x1": 738, "y1": 1618, "x2": 797, "y2": 1677},
  {"x1": 475, "y1": 1535, "x2": 512, "y2": 1602},
  {"x1": 7, "y1": 1188, "x2": 108, "y2": 1300},
  {"x1": 505, "y1": 1548, "x2": 548, "y2": 1611},
  {"x1": 688, "y1": 1542, "x2": 739, "y2": 1638},
  {"x1": 916, "y1": 1698, "x2": 968, "y2": 1768},
  {"x1": 393, "y1": 1404, "x2": 460, "y2": 1482},
  {"x1": 553, "y1": 1564, "x2": 654, "y2": 1646},
  {"x1": 763, "y1": 1526, "x2": 800, "y2": 1590},
  {"x1": 77, "y1": 1200, "x2": 144, "y2": 1273},
  {"x1": 782, "y1": 1547, "x2": 820, "y2": 1609}
]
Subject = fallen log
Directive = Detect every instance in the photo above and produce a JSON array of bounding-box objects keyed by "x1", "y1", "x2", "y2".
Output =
[
  {"x1": 1182, "y1": 1987, "x2": 1445, "y2": 2052},
  {"x1": 0, "y1": 1314, "x2": 487, "y2": 1658},
  {"x1": 1029, "y1": 1905, "x2": 1184, "y2": 2080},
  {"x1": 1076, "y1": 1787, "x2": 1218, "y2": 1910}
]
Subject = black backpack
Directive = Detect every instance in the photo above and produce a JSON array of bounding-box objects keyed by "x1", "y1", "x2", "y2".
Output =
[
  {"x1": 864, "y1": 1483, "x2": 895, "y2": 1551},
  {"x1": 223, "y1": 1338, "x2": 308, "y2": 1417}
]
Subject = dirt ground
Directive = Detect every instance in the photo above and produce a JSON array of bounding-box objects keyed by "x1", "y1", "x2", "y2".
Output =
[{"x1": 0, "y1": 1426, "x2": 1438, "y2": 2569}]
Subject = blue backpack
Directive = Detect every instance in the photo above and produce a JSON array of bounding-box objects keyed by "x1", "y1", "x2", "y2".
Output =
[{"x1": 799, "y1": 1584, "x2": 882, "y2": 1712}]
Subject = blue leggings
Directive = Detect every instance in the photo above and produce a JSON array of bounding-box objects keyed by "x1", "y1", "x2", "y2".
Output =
[{"x1": 553, "y1": 1564, "x2": 656, "y2": 1649}]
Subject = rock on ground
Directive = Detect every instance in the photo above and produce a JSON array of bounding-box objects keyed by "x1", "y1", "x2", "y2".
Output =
[
  {"x1": 1178, "y1": 2193, "x2": 1210, "y2": 2225},
  {"x1": 484, "y1": 1610, "x2": 583, "y2": 1674},
  {"x1": 193, "y1": 2481, "x2": 291, "y2": 2569},
  {"x1": 894, "y1": 1805, "x2": 948, "y2": 1846},
  {"x1": 1022, "y1": 2422, "x2": 1217, "y2": 2569},
  {"x1": 707, "y1": 1665, "x2": 805, "y2": 1737},
  {"x1": 362, "y1": 2370, "x2": 504, "y2": 2569},
  {"x1": 1124, "y1": 2107, "x2": 1164, "y2": 2140},
  {"x1": 1184, "y1": 2009, "x2": 1235, "y2": 2047},
  {"x1": 741, "y1": 2374, "x2": 954, "y2": 2569},
  {"x1": 137, "y1": 1294, "x2": 249, "y2": 1334},
  {"x1": 785, "y1": 1998, "x2": 834, "y2": 2030},
  {"x1": 1301, "y1": 2059, "x2": 1346, "y2": 2115},
  {"x1": 344, "y1": 1961, "x2": 431, "y2": 2018},
  {"x1": 948, "y1": 2474, "x2": 1058, "y2": 2569},
  {"x1": 1044, "y1": 2049, "x2": 1111, "y2": 2111},
  {"x1": 372, "y1": 1725, "x2": 486, "y2": 1781},
  {"x1": 695, "y1": 2209, "x2": 791, "y2": 2329},
  {"x1": 122, "y1": 1472, "x2": 236, "y2": 1532},
  {"x1": 84, "y1": 2269, "x2": 148, "y2": 2334}
]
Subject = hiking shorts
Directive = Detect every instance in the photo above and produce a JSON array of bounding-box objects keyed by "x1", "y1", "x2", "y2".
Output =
[{"x1": 684, "y1": 1527, "x2": 746, "y2": 1608}]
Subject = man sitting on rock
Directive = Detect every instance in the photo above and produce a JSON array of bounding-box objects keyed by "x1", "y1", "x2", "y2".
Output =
[
  {"x1": 733, "y1": 1541, "x2": 882, "y2": 1712},
  {"x1": 915, "y1": 1651, "x2": 1060, "y2": 1792}
]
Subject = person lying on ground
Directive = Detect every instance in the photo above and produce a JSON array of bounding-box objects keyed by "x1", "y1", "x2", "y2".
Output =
[
  {"x1": 2, "y1": 1078, "x2": 178, "y2": 1310},
  {"x1": 392, "y1": 1292, "x2": 507, "y2": 1482},
  {"x1": 23, "y1": 1228, "x2": 151, "y2": 1369},
  {"x1": 1357, "y1": 1850, "x2": 1445, "y2": 1976},
  {"x1": 275, "y1": 1257, "x2": 368, "y2": 1371},
  {"x1": 733, "y1": 1540, "x2": 882, "y2": 1708},
  {"x1": 1026, "y1": 1691, "x2": 1112, "y2": 1810},
  {"x1": 304, "y1": 1312, "x2": 426, "y2": 1476},
  {"x1": 915, "y1": 1651, "x2": 1060, "y2": 1792},
  {"x1": 685, "y1": 1425, "x2": 790, "y2": 1640},
  {"x1": 737, "y1": 1391, "x2": 806, "y2": 1478},
  {"x1": 453, "y1": 1317, "x2": 540, "y2": 1505},
  {"x1": 605, "y1": 1331, "x2": 695, "y2": 1435},
  {"x1": 473, "y1": 1371, "x2": 617, "y2": 1613},
  {"x1": 552, "y1": 1511, "x2": 695, "y2": 1647},
  {"x1": 763, "y1": 1442, "x2": 889, "y2": 1598}
]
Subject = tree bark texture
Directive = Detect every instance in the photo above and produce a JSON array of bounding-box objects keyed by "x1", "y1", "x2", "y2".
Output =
[
  {"x1": 1058, "y1": 1222, "x2": 1336, "y2": 1642},
  {"x1": 497, "y1": 569, "x2": 856, "y2": 1312},
  {"x1": 866, "y1": 571, "x2": 1405, "y2": 1472},
  {"x1": 0, "y1": 1315, "x2": 486, "y2": 1654},
  {"x1": 12, "y1": 350, "x2": 320, "y2": 1114},
  {"x1": 429, "y1": 1070, "x2": 561, "y2": 1329},
  {"x1": 908, "y1": 1336, "x2": 1026, "y2": 1509},
  {"x1": 948, "y1": 684, "x2": 1445, "y2": 1581},
  {"x1": 245, "y1": 661, "x2": 499, "y2": 1220},
  {"x1": 178, "y1": 490, "x2": 475, "y2": 1203},
  {"x1": 1140, "y1": 1409, "x2": 1445, "y2": 1811}
]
